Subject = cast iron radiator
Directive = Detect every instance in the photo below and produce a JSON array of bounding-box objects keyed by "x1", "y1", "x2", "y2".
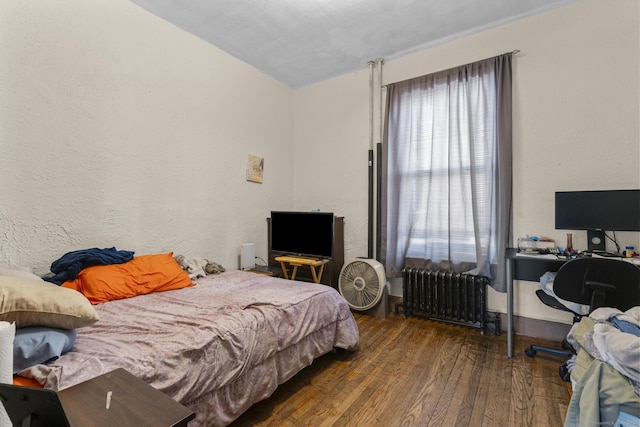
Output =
[{"x1": 395, "y1": 268, "x2": 500, "y2": 334}]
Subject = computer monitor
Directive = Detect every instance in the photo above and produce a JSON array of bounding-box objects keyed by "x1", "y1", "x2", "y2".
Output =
[{"x1": 555, "y1": 189, "x2": 640, "y2": 252}]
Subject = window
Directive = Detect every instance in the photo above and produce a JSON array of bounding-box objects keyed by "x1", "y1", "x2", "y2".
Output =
[{"x1": 380, "y1": 53, "x2": 513, "y2": 291}]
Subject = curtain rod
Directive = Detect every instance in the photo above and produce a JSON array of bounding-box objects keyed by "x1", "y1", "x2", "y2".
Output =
[{"x1": 381, "y1": 49, "x2": 520, "y2": 88}]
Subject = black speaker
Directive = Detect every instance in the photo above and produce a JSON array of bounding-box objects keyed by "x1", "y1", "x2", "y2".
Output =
[{"x1": 587, "y1": 230, "x2": 606, "y2": 251}]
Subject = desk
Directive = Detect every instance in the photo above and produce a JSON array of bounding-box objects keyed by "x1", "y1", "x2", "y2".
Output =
[
  {"x1": 505, "y1": 248, "x2": 566, "y2": 358},
  {"x1": 275, "y1": 256, "x2": 329, "y2": 283}
]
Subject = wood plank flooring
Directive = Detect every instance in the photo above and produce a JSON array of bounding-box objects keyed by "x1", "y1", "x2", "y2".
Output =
[{"x1": 229, "y1": 313, "x2": 572, "y2": 427}]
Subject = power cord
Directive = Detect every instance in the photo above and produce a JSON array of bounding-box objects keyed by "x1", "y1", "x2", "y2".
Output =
[{"x1": 604, "y1": 231, "x2": 621, "y2": 254}]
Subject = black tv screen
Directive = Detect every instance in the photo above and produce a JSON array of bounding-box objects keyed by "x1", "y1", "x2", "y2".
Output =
[
  {"x1": 555, "y1": 189, "x2": 640, "y2": 231},
  {"x1": 271, "y1": 211, "x2": 334, "y2": 258}
]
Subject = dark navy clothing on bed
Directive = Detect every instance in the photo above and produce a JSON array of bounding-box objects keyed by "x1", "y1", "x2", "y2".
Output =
[{"x1": 44, "y1": 247, "x2": 134, "y2": 285}]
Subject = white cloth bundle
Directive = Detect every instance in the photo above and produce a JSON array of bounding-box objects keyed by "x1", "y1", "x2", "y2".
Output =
[
  {"x1": 0, "y1": 321, "x2": 15, "y2": 384},
  {"x1": 0, "y1": 321, "x2": 15, "y2": 427}
]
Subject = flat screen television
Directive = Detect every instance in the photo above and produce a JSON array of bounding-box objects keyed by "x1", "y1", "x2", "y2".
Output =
[
  {"x1": 271, "y1": 211, "x2": 334, "y2": 259},
  {"x1": 555, "y1": 189, "x2": 640, "y2": 251}
]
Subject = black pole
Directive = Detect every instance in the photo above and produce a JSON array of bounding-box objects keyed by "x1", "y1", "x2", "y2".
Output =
[
  {"x1": 376, "y1": 142, "x2": 382, "y2": 261},
  {"x1": 368, "y1": 149, "x2": 374, "y2": 259}
]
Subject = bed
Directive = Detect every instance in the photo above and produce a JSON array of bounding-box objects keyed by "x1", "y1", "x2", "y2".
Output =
[{"x1": 6, "y1": 259, "x2": 359, "y2": 426}]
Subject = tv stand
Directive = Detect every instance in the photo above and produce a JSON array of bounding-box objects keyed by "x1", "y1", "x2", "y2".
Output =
[
  {"x1": 267, "y1": 216, "x2": 344, "y2": 287},
  {"x1": 275, "y1": 256, "x2": 329, "y2": 283}
]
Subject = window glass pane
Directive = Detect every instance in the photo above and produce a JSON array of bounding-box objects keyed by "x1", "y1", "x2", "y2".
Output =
[{"x1": 390, "y1": 69, "x2": 497, "y2": 265}]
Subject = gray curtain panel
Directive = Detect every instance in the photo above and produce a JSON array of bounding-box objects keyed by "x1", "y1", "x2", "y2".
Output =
[{"x1": 380, "y1": 52, "x2": 513, "y2": 292}]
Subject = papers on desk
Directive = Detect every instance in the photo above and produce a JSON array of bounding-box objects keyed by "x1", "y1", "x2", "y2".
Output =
[
  {"x1": 515, "y1": 251, "x2": 640, "y2": 266},
  {"x1": 515, "y1": 252, "x2": 562, "y2": 260},
  {"x1": 622, "y1": 257, "x2": 640, "y2": 266},
  {"x1": 588, "y1": 253, "x2": 637, "y2": 264}
]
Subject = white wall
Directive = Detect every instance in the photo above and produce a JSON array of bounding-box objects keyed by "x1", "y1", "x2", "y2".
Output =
[
  {"x1": 293, "y1": 72, "x2": 372, "y2": 259},
  {"x1": 0, "y1": 0, "x2": 295, "y2": 274},
  {"x1": 294, "y1": 0, "x2": 640, "y2": 323}
]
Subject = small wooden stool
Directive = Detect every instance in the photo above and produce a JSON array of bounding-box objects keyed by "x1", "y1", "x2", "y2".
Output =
[{"x1": 275, "y1": 256, "x2": 329, "y2": 283}]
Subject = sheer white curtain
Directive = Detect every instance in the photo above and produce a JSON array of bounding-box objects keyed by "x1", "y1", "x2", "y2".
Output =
[{"x1": 380, "y1": 53, "x2": 513, "y2": 292}]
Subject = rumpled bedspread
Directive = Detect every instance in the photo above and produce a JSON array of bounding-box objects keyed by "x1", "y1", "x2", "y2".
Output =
[{"x1": 20, "y1": 270, "x2": 359, "y2": 426}]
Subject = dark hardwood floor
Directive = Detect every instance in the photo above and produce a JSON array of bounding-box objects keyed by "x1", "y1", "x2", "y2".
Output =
[{"x1": 229, "y1": 313, "x2": 572, "y2": 427}]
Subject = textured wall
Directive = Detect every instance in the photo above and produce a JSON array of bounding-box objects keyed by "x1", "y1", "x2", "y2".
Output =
[{"x1": 0, "y1": 0, "x2": 294, "y2": 274}]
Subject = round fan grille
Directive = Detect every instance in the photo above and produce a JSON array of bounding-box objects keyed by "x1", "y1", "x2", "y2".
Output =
[{"x1": 338, "y1": 259, "x2": 385, "y2": 311}]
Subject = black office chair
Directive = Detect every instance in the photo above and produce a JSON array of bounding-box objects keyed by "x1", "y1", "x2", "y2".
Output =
[
  {"x1": 0, "y1": 383, "x2": 71, "y2": 427},
  {"x1": 524, "y1": 257, "x2": 640, "y2": 380}
]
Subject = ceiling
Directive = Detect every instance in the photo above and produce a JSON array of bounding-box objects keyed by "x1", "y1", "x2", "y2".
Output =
[{"x1": 130, "y1": 0, "x2": 578, "y2": 88}]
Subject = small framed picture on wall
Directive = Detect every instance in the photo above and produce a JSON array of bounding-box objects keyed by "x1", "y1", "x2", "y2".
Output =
[{"x1": 246, "y1": 154, "x2": 264, "y2": 183}]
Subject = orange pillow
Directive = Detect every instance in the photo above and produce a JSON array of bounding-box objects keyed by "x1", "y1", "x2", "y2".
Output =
[
  {"x1": 62, "y1": 253, "x2": 194, "y2": 304},
  {"x1": 13, "y1": 376, "x2": 42, "y2": 388}
]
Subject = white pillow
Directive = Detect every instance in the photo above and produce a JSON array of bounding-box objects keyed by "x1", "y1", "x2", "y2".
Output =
[{"x1": 0, "y1": 275, "x2": 99, "y2": 329}]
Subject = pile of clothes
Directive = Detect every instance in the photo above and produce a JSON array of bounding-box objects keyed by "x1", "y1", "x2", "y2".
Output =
[
  {"x1": 564, "y1": 306, "x2": 640, "y2": 426},
  {"x1": 43, "y1": 248, "x2": 226, "y2": 284},
  {"x1": 174, "y1": 254, "x2": 225, "y2": 279},
  {"x1": 44, "y1": 247, "x2": 134, "y2": 285}
]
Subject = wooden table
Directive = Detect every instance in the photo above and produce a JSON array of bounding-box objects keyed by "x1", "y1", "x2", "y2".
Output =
[
  {"x1": 58, "y1": 368, "x2": 195, "y2": 427},
  {"x1": 275, "y1": 256, "x2": 329, "y2": 283}
]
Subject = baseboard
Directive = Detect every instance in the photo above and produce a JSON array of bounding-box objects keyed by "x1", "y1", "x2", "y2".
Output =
[
  {"x1": 386, "y1": 297, "x2": 571, "y2": 342},
  {"x1": 388, "y1": 295, "x2": 402, "y2": 315},
  {"x1": 360, "y1": 287, "x2": 390, "y2": 318},
  {"x1": 499, "y1": 313, "x2": 571, "y2": 342}
]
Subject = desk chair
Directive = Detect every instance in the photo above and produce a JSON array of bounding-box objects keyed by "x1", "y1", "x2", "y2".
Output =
[
  {"x1": 0, "y1": 384, "x2": 71, "y2": 426},
  {"x1": 525, "y1": 257, "x2": 640, "y2": 380}
]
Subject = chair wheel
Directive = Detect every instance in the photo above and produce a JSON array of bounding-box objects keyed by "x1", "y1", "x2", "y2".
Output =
[
  {"x1": 525, "y1": 346, "x2": 536, "y2": 357},
  {"x1": 559, "y1": 362, "x2": 571, "y2": 382}
]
